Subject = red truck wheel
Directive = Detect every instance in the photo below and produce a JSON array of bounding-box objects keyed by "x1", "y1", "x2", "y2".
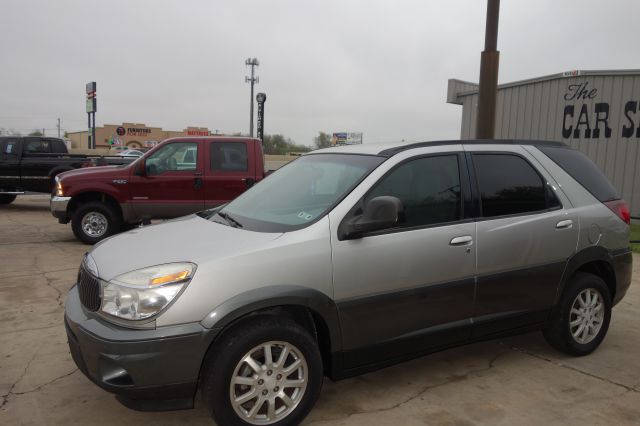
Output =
[{"x1": 71, "y1": 202, "x2": 121, "y2": 244}]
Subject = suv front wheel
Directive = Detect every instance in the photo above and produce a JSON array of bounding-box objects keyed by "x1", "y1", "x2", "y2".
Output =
[
  {"x1": 544, "y1": 272, "x2": 612, "y2": 356},
  {"x1": 202, "y1": 316, "x2": 323, "y2": 426}
]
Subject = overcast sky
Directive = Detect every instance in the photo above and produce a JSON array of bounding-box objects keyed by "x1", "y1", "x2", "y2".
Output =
[{"x1": 1, "y1": 0, "x2": 639, "y2": 146}]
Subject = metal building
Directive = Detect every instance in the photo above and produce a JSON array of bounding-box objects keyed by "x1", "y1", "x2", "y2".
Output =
[{"x1": 447, "y1": 69, "x2": 640, "y2": 216}]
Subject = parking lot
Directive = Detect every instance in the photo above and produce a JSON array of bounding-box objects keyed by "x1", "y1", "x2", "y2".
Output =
[{"x1": 1, "y1": 195, "x2": 639, "y2": 425}]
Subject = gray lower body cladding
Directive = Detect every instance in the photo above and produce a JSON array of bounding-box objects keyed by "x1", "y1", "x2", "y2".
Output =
[
  {"x1": 612, "y1": 248, "x2": 633, "y2": 305},
  {"x1": 64, "y1": 287, "x2": 218, "y2": 409}
]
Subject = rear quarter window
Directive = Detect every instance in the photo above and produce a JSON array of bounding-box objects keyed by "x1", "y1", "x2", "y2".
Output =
[{"x1": 537, "y1": 146, "x2": 619, "y2": 202}]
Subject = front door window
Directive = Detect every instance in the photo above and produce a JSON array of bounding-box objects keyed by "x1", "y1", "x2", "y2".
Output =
[{"x1": 145, "y1": 142, "x2": 198, "y2": 175}]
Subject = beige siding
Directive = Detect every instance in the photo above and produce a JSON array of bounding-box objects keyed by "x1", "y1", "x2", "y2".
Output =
[{"x1": 448, "y1": 70, "x2": 640, "y2": 216}]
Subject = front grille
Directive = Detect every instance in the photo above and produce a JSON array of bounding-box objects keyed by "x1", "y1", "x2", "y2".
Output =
[{"x1": 78, "y1": 266, "x2": 101, "y2": 311}]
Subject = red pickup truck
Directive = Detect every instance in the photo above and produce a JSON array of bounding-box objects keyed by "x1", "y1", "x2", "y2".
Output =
[{"x1": 51, "y1": 137, "x2": 266, "y2": 243}]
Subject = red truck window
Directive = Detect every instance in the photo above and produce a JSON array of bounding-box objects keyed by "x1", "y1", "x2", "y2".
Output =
[
  {"x1": 145, "y1": 142, "x2": 198, "y2": 175},
  {"x1": 210, "y1": 142, "x2": 248, "y2": 172}
]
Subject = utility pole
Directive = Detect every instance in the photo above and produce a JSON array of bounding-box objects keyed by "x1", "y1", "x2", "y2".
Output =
[
  {"x1": 57, "y1": 118, "x2": 61, "y2": 138},
  {"x1": 476, "y1": 0, "x2": 500, "y2": 139},
  {"x1": 86, "y1": 82, "x2": 97, "y2": 148},
  {"x1": 245, "y1": 58, "x2": 260, "y2": 137}
]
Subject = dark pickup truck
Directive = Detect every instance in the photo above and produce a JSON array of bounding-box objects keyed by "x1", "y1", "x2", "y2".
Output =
[
  {"x1": 51, "y1": 136, "x2": 268, "y2": 243},
  {"x1": 0, "y1": 136, "x2": 133, "y2": 204}
]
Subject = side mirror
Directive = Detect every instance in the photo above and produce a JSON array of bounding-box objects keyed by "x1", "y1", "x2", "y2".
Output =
[
  {"x1": 343, "y1": 196, "x2": 403, "y2": 239},
  {"x1": 135, "y1": 159, "x2": 146, "y2": 176}
]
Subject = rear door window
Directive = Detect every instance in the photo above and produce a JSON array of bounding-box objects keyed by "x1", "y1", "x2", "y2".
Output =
[
  {"x1": 23, "y1": 138, "x2": 51, "y2": 154},
  {"x1": 473, "y1": 154, "x2": 557, "y2": 218},
  {"x1": 51, "y1": 139, "x2": 67, "y2": 153},
  {"x1": 211, "y1": 142, "x2": 248, "y2": 172}
]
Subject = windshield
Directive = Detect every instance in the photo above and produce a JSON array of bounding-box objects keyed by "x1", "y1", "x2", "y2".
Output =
[{"x1": 211, "y1": 153, "x2": 384, "y2": 232}]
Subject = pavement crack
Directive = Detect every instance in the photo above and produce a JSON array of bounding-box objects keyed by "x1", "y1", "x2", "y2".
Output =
[
  {"x1": 0, "y1": 324, "x2": 61, "y2": 336},
  {"x1": 0, "y1": 351, "x2": 38, "y2": 410},
  {"x1": 509, "y1": 345, "x2": 639, "y2": 393},
  {"x1": 12, "y1": 368, "x2": 79, "y2": 396},
  {"x1": 5, "y1": 268, "x2": 77, "y2": 279},
  {"x1": 42, "y1": 271, "x2": 65, "y2": 307},
  {"x1": 309, "y1": 349, "x2": 510, "y2": 423}
]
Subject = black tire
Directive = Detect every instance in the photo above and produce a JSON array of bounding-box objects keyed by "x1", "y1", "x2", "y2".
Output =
[
  {"x1": 543, "y1": 272, "x2": 612, "y2": 356},
  {"x1": 202, "y1": 316, "x2": 323, "y2": 426},
  {"x1": 0, "y1": 194, "x2": 17, "y2": 205},
  {"x1": 71, "y1": 201, "x2": 121, "y2": 244}
]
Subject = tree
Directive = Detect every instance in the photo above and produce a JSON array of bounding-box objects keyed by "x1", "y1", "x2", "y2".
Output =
[
  {"x1": 0, "y1": 128, "x2": 21, "y2": 136},
  {"x1": 28, "y1": 130, "x2": 43, "y2": 136},
  {"x1": 262, "y1": 134, "x2": 311, "y2": 155},
  {"x1": 314, "y1": 132, "x2": 332, "y2": 149}
]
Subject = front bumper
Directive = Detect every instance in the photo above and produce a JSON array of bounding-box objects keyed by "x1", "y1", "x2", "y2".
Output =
[
  {"x1": 64, "y1": 286, "x2": 219, "y2": 410},
  {"x1": 50, "y1": 196, "x2": 71, "y2": 223}
]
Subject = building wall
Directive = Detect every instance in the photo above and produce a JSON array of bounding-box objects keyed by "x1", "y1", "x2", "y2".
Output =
[
  {"x1": 448, "y1": 70, "x2": 640, "y2": 216},
  {"x1": 67, "y1": 123, "x2": 211, "y2": 150}
]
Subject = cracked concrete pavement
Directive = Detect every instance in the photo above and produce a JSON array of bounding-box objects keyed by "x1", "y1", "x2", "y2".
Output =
[{"x1": 1, "y1": 195, "x2": 639, "y2": 425}]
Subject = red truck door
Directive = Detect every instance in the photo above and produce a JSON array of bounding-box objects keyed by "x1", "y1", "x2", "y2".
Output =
[
  {"x1": 204, "y1": 140, "x2": 257, "y2": 208},
  {"x1": 128, "y1": 140, "x2": 205, "y2": 219}
]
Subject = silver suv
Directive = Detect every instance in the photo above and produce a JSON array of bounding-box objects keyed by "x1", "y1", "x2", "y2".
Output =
[{"x1": 65, "y1": 140, "x2": 632, "y2": 426}]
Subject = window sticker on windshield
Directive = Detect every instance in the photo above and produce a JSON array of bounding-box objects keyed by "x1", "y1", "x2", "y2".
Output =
[
  {"x1": 297, "y1": 212, "x2": 313, "y2": 221},
  {"x1": 6, "y1": 144, "x2": 13, "y2": 154}
]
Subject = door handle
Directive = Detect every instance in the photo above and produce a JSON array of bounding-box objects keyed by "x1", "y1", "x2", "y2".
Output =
[
  {"x1": 450, "y1": 235, "x2": 473, "y2": 246},
  {"x1": 556, "y1": 219, "x2": 573, "y2": 229},
  {"x1": 194, "y1": 177, "x2": 203, "y2": 189},
  {"x1": 242, "y1": 177, "x2": 256, "y2": 188}
]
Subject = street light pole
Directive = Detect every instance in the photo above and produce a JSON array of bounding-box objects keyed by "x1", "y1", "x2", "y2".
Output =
[
  {"x1": 476, "y1": 0, "x2": 500, "y2": 139},
  {"x1": 245, "y1": 58, "x2": 260, "y2": 137}
]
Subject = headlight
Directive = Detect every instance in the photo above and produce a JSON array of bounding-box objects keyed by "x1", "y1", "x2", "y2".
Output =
[
  {"x1": 101, "y1": 262, "x2": 196, "y2": 321},
  {"x1": 55, "y1": 177, "x2": 64, "y2": 196}
]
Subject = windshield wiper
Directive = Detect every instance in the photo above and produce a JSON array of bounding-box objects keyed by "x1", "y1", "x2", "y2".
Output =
[{"x1": 217, "y1": 211, "x2": 243, "y2": 228}]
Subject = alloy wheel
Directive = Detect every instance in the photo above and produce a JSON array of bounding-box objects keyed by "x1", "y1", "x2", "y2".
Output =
[
  {"x1": 569, "y1": 288, "x2": 605, "y2": 344},
  {"x1": 229, "y1": 341, "x2": 308, "y2": 425}
]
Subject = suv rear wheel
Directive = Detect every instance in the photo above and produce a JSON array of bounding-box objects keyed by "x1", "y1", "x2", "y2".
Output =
[
  {"x1": 202, "y1": 316, "x2": 323, "y2": 426},
  {"x1": 71, "y1": 201, "x2": 121, "y2": 244},
  {"x1": 543, "y1": 272, "x2": 612, "y2": 356}
]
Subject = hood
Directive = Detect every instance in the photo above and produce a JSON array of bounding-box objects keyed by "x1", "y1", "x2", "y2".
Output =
[
  {"x1": 88, "y1": 214, "x2": 283, "y2": 281},
  {"x1": 58, "y1": 164, "x2": 128, "y2": 181}
]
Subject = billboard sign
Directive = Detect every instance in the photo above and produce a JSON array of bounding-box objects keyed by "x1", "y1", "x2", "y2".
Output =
[
  {"x1": 86, "y1": 81, "x2": 97, "y2": 113},
  {"x1": 331, "y1": 132, "x2": 363, "y2": 146}
]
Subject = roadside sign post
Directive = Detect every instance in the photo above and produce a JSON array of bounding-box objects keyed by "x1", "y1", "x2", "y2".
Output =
[{"x1": 86, "y1": 82, "x2": 97, "y2": 149}]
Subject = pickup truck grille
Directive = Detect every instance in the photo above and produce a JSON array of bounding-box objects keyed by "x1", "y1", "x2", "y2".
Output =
[{"x1": 78, "y1": 266, "x2": 101, "y2": 312}]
